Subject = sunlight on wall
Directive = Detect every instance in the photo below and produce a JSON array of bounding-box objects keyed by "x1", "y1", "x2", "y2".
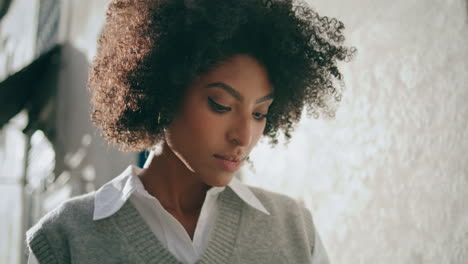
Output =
[
  {"x1": 0, "y1": 0, "x2": 38, "y2": 80},
  {"x1": 27, "y1": 130, "x2": 55, "y2": 189},
  {"x1": 0, "y1": 111, "x2": 28, "y2": 264},
  {"x1": 245, "y1": 0, "x2": 468, "y2": 263}
]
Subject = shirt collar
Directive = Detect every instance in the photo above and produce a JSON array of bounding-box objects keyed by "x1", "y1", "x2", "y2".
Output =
[{"x1": 93, "y1": 165, "x2": 270, "y2": 220}]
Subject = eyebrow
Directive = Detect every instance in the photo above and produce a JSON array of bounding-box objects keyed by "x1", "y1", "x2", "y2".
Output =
[{"x1": 204, "y1": 82, "x2": 274, "y2": 104}]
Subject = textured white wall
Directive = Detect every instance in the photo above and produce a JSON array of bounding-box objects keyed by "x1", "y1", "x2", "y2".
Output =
[{"x1": 246, "y1": 0, "x2": 468, "y2": 263}]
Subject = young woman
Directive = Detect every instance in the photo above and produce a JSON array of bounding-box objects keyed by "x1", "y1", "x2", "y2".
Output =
[{"x1": 26, "y1": 0, "x2": 354, "y2": 263}]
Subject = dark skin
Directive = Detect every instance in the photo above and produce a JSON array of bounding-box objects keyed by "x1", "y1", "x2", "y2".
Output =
[
  {"x1": 138, "y1": 55, "x2": 273, "y2": 239},
  {"x1": 139, "y1": 144, "x2": 211, "y2": 238}
]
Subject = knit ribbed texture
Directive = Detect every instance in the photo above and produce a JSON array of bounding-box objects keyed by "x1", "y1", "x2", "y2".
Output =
[
  {"x1": 112, "y1": 200, "x2": 183, "y2": 263},
  {"x1": 26, "y1": 186, "x2": 316, "y2": 264},
  {"x1": 198, "y1": 188, "x2": 243, "y2": 264},
  {"x1": 27, "y1": 230, "x2": 59, "y2": 264},
  {"x1": 108, "y1": 187, "x2": 244, "y2": 264}
]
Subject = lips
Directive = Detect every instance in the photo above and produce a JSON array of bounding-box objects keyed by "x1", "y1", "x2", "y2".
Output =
[
  {"x1": 213, "y1": 154, "x2": 245, "y2": 162},
  {"x1": 213, "y1": 154, "x2": 245, "y2": 172}
]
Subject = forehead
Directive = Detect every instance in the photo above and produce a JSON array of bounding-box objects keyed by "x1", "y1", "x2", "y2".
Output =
[{"x1": 193, "y1": 55, "x2": 273, "y2": 98}]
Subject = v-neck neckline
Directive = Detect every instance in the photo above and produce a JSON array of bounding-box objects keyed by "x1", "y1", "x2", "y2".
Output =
[{"x1": 110, "y1": 187, "x2": 244, "y2": 264}]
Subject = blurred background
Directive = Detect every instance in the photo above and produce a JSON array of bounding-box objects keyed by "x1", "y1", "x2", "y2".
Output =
[{"x1": 1, "y1": 0, "x2": 467, "y2": 263}]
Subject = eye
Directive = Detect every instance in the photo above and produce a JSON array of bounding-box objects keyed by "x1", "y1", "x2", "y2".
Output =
[
  {"x1": 208, "y1": 97, "x2": 231, "y2": 113},
  {"x1": 253, "y1": 112, "x2": 268, "y2": 121}
]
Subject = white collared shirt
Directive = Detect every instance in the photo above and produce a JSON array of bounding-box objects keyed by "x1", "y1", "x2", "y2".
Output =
[{"x1": 28, "y1": 165, "x2": 329, "y2": 264}]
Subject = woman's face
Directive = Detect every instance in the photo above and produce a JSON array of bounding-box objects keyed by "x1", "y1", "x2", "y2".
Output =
[{"x1": 164, "y1": 55, "x2": 274, "y2": 186}]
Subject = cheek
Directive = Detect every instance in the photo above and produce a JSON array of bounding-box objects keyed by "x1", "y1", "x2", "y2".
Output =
[
  {"x1": 181, "y1": 102, "x2": 223, "y2": 143},
  {"x1": 250, "y1": 123, "x2": 265, "y2": 147}
]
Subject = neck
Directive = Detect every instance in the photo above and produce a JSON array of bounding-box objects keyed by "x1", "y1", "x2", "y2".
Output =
[{"x1": 139, "y1": 143, "x2": 211, "y2": 215}]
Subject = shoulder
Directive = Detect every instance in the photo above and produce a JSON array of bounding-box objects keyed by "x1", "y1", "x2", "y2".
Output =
[
  {"x1": 31, "y1": 192, "x2": 95, "y2": 228},
  {"x1": 25, "y1": 192, "x2": 96, "y2": 263},
  {"x1": 236, "y1": 185, "x2": 317, "y2": 260},
  {"x1": 26, "y1": 192, "x2": 96, "y2": 244},
  {"x1": 248, "y1": 186, "x2": 313, "y2": 220},
  {"x1": 248, "y1": 186, "x2": 297, "y2": 205},
  {"x1": 247, "y1": 185, "x2": 315, "y2": 237}
]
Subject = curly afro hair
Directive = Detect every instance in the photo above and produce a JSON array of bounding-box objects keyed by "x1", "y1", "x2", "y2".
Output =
[{"x1": 88, "y1": 0, "x2": 356, "y2": 152}]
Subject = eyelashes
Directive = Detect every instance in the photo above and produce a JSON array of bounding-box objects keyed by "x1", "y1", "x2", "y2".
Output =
[
  {"x1": 207, "y1": 96, "x2": 268, "y2": 121},
  {"x1": 253, "y1": 112, "x2": 268, "y2": 120},
  {"x1": 208, "y1": 96, "x2": 231, "y2": 113}
]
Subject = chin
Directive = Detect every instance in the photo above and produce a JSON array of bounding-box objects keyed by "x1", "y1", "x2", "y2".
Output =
[
  {"x1": 209, "y1": 181, "x2": 230, "y2": 187},
  {"x1": 203, "y1": 172, "x2": 234, "y2": 187}
]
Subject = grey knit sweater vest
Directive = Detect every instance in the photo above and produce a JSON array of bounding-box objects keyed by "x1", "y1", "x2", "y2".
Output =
[{"x1": 26, "y1": 186, "x2": 316, "y2": 263}]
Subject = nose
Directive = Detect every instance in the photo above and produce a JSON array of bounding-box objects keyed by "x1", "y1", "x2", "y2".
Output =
[{"x1": 227, "y1": 115, "x2": 253, "y2": 147}]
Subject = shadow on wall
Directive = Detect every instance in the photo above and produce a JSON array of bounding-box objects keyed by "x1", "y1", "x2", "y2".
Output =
[
  {"x1": 0, "y1": 46, "x2": 61, "y2": 132},
  {"x1": 0, "y1": 43, "x2": 95, "y2": 193},
  {"x1": 0, "y1": 0, "x2": 12, "y2": 20},
  {"x1": 53, "y1": 42, "x2": 136, "y2": 191},
  {"x1": 52, "y1": 43, "x2": 91, "y2": 180}
]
